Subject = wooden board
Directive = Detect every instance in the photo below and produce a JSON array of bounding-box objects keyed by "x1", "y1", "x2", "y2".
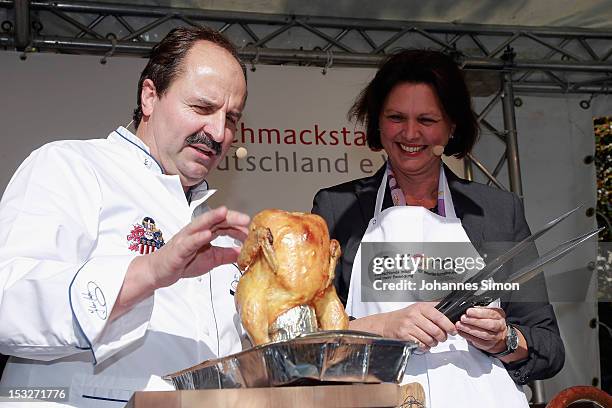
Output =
[{"x1": 126, "y1": 383, "x2": 425, "y2": 408}]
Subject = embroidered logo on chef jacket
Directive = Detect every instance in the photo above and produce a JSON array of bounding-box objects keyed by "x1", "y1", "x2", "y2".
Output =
[{"x1": 127, "y1": 217, "x2": 165, "y2": 254}]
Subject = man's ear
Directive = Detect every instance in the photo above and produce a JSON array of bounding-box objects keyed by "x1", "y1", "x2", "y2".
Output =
[{"x1": 141, "y1": 79, "x2": 157, "y2": 117}]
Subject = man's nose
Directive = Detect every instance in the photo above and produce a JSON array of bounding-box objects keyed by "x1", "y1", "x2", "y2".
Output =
[{"x1": 206, "y1": 110, "x2": 226, "y2": 143}]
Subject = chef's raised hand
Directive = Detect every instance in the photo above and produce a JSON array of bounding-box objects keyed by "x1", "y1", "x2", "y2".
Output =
[
  {"x1": 150, "y1": 206, "x2": 250, "y2": 288},
  {"x1": 110, "y1": 206, "x2": 250, "y2": 321}
]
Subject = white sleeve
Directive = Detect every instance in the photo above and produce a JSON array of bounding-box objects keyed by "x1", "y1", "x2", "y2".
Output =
[{"x1": 0, "y1": 143, "x2": 151, "y2": 364}]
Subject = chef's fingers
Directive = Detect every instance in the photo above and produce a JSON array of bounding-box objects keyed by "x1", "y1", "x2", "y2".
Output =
[
  {"x1": 210, "y1": 226, "x2": 250, "y2": 243},
  {"x1": 184, "y1": 207, "x2": 230, "y2": 235},
  {"x1": 203, "y1": 245, "x2": 242, "y2": 269},
  {"x1": 176, "y1": 229, "x2": 214, "y2": 257},
  {"x1": 222, "y1": 209, "x2": 251, "y2": 228},
  {"x1": 187, "y1": 207, "x2": 250, "y2": 235},
  {"x1": 180, "y1": 245, "x2": 242, "y2": 279},
  {"x1": 210, "y1": 220, "x2": 249, "y2": 231},
  {"x1": 147, "y1": 229, "x2": 213, "y2": 287},
  {"x1": 175, "y1": 225, "x2": 243, "y2": 260}
]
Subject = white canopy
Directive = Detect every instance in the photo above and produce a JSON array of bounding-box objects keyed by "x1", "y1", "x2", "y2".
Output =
[{"x1": 88, "y1": 0, "x2": 612, "y2": 29}]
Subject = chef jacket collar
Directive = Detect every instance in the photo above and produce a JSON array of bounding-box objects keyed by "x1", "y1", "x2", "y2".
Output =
[
  {"x1": 187, "y1": 179, "x2": 214, "y2": 205},
  {"x1": 111, "y1": 126, "x2": 166, "y2": 175}
]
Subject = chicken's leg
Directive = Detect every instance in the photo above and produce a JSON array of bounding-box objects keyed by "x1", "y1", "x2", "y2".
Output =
[
  {"x1": 313, "y1": 239, "x2": 347, "y2": 330},
  {"x1": 313, "y1": 285, "x2": 349, "y2": 330},
  {"x1": 235, "y1": 263, "x2": 272, "y2": 345}
]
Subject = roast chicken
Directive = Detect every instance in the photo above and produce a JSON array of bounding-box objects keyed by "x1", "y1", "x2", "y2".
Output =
[{"x1": 235, "y1": 209, "x2": 349, "y2": 345}]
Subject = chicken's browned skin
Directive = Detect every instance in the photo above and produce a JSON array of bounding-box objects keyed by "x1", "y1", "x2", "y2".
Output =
[
  {"x1": 313, "y1": 240, "x2": 348, "y2": 330},
  {"x1": 235, "y1": 209, "x2": 349, "y2": 345},
  {"x1": 313, "y1": 285, "x2": 349, "y2": 330},
  {"x1": 234, "y1": 259, "x2": 272, "y2": 345}
]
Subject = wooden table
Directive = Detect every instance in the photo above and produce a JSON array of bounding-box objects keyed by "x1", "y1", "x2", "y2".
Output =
[{"x1": 126, "y1": 383, "x2": 425, "y2": 408}]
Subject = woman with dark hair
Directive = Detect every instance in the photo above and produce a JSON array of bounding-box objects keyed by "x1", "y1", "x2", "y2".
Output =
[{"x1": 312, "y1": 49, "x2": 564, "y2": 407}]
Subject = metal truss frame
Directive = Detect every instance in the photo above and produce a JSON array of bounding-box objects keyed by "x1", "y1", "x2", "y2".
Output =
[
  {"x1": 466, "y1": 76, "x2": 524, "y2": 197},
  {"x1": 0, "y1": 0, "x2": 609, "y2": 198},
  {"x1": 1, "y1": 0, "x2": 611, "y2": 94}
]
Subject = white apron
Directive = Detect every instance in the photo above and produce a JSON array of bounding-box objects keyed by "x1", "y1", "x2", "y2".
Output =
[{"x1": 346, "y1": 165, "x2": 528, "y2": 408}]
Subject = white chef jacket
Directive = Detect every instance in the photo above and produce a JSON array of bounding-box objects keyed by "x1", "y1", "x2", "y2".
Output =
[{"x1": 0, "y1": 127, "x2": 244, "y2": 407}]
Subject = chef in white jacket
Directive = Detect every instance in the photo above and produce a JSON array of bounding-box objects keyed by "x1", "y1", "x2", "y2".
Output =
[{"x1": 0, "y1": 26, "x2": 249, "y2": 407}]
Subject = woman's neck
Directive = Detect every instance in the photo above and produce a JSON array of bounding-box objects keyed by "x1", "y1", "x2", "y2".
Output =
[{"x1": 393, "y1": 162, "x2": 440, "y2": 208}]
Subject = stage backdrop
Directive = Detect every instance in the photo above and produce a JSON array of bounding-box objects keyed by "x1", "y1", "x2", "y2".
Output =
[{"x1": 0, "y1": 50, "x2": 601, "y2": 400}]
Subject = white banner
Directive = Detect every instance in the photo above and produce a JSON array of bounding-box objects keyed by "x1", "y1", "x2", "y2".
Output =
[{"x1": 209, "y1": 64, "x2": 382, "y2": 213}]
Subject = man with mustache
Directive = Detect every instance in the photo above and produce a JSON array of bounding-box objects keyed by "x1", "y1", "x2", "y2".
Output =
[{"x1": 0, "y1": 27, "x2": 249, "y2": 407}]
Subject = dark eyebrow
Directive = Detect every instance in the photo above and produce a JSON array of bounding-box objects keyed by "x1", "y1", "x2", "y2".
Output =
[{"x1": 193, "y1": 97, "x2": 242, "y2": 121}]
